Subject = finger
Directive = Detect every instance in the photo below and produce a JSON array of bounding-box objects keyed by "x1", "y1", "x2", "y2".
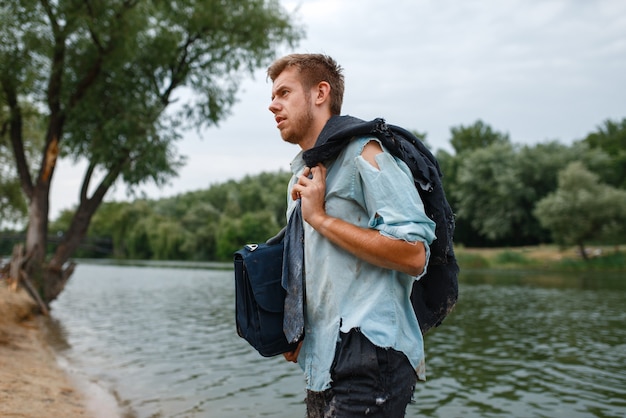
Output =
[
  {"x1": 291, "y1": 184, "x2": 303, "y2": 200},
  {"x1": 282, "y1": 340, "x2": 303, "y2": 363},
  {"x1": 310, "y1": 164, "x2": 326, "y2": 179},
  {"x1": 293, "y1": 340, "x2": 303, "y2": 358},
  {"x1": 298, "y1": 171, "x2": 312, "y2": 185}
]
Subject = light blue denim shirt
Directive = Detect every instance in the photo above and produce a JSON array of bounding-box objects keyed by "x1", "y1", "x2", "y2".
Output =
[{"x1": 287, "y1": 136, "x2": 437, "y2": 391}]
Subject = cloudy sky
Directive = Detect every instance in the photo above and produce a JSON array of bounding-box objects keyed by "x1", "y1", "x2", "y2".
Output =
[{"x1": 51, "y1": 0, "x2": 626, "y2": 218}]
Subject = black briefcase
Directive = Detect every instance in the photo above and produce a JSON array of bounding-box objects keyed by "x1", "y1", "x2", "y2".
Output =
[{"x1": 234, "y1": 239, "x2": 299, "y2": 357}]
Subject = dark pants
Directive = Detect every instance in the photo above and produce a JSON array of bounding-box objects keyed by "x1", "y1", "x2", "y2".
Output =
[{"x1": 305, "y1": 329, "x2": 417, "y2": 418}]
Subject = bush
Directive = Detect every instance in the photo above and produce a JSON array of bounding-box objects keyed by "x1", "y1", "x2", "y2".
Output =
[
  {"x1": 559, "y1": 250, "x2": 626, "y2": 271},
  {"x1": 494, "y1": 250, "x2": 530, "y2": 266},
  {"x1": 456, "y1": 252, "x2": 490, "y2": 269}
]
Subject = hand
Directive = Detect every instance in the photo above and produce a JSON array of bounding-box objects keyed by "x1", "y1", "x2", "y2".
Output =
[
  {"x1": 283, "y1": 340, "x2": 303, "y2": 363},
  {"x1": 291, "y1": 164, "x2": 327, "y2": 228}
]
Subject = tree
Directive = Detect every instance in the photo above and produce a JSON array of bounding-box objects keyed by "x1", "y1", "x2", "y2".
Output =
[
  {"x1": 42, "y1": 170, "x2": 291, "y2": 262},
  {"x1": 0, "y1": 171, "x2": 25, "y2": 227},
  {"x1": 452, "y1": 141, "x2": 573, "y2": 245},
  {"x1": 449, "y1": 119, "x2": 510, "y2": 155},
  {"x1": 441, "y1": 120, "x2": 511, "y2": 245},
  {"x1": 445, "y1": 120, "x2": 613, "y2": 247},
  {"x1": 215, "y1": 210, "x2": 280, "y2": 260},
  {"x1": 512, "y1": 141, "x2": 609, "y2": 244},
  {"x1": 0, "y1": 1, "x2": 301, "y2": 306},
  {"x1": 534, "y1": 162, "x2": 626, "y2": 259},
  {"x1": 583, "y1": 117, "x2": 626, "y2": 188},
  {"x1": 453, "y1": 142, "x2": 525, "y2": 242}
]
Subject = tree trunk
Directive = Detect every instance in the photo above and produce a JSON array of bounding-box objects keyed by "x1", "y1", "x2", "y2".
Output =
[
  {"x1": 20, "y1": 130, "x2": 71, "y2": 306},
  {"x1": 45, "y1": 199, "x2": 99, "y2": 302},
  {"x1": 578, "y1": 242, "x2": 589, "y2": 261},
  {"x1": 21, "y1": 199, "x2": 96, "y2": 306},
  {"x1": 20, "y1": 193, "x2": 85, "y2": 306},
  {"x1": 16, "y1": 143, "x2": 124, "y2": 307},
  {"x1": 7, "y1": 244, "x2": 50, "y2": 315},
  {"x1": 23, "y1": 183, "x2": 51, "y2": 305},
  {"x1": 15, "y1": 179, "x2": 112, "y2": 306}
]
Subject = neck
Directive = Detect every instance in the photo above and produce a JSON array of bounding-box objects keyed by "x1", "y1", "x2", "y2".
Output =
[{"x1": 300, "y1": 115, "x2": 332, "y2": 151}]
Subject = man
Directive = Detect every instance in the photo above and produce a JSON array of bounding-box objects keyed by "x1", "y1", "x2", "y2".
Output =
[{"x1": 267, "y1": 54, "x2": 436, "y2": 417}]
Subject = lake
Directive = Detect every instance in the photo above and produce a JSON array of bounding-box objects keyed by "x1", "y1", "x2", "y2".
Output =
[{"x1": 47, "y1": 263, "x2": 626, "y2": 418}]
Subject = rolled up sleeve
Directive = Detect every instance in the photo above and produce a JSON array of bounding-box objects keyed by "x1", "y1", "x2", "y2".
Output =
[{"x1": 356, "y1": 150, "x2": 437, "y2": 278}]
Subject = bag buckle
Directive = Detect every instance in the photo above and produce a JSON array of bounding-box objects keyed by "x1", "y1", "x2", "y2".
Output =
[{"x1": 245, "y1": 244, "x2": 259, "y2": 251}]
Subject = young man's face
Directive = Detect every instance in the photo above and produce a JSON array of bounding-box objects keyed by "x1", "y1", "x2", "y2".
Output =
[{"x1": 269, "y1": 67, "x2": 316, "y2": 146}]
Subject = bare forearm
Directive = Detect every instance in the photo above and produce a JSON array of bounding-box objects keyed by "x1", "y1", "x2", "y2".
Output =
[
  {"x1": 310, "y1": 213, "x2": 426, "y2": 276},
  {"x1": 293, "y1": 163, "x2": 427, "y2": 276}
]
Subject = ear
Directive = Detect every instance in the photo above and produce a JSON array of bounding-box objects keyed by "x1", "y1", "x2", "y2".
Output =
[{"x1": 314, "y1": 81, "x2": 331, "y2": 106}]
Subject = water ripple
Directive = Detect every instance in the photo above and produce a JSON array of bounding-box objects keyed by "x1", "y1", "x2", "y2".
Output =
[{"x1": 49, "y1": 265, "x2": 626, "y2": 418}]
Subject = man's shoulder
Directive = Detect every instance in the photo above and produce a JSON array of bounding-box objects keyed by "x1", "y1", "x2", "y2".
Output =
[{"x1": 343, "y1": 135, "x2": 383, "y2": 154}]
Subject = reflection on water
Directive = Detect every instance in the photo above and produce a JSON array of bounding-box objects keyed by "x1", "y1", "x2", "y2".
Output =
[{"x1": 49, "y1": 264, "x2": 626, "y2": 418}]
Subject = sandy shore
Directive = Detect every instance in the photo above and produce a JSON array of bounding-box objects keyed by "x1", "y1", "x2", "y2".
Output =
[{"x1": 0, "y1": 281, "x2": 94, "y2": 417}]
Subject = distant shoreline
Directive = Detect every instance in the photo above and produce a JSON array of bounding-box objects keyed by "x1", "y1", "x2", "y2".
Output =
[
  {"x1": 71, "y1": 244, "x2": 626, "y2": 273},
  {"x1": 456, "y1": 244, "x2": 625, "y2": 272}
]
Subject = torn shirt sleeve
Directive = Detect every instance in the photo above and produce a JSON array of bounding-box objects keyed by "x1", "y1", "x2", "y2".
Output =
[{"x1": 356, "y1": 143, "x2": 437, "y2": 277}]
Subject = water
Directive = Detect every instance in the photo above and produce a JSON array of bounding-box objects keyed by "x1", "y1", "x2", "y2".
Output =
[{"x1": 48, "y1": 264, "x2": 626, "y2": 418}]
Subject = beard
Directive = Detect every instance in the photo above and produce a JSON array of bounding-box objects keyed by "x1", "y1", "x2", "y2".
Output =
[{"x1": 281, "y1": 99, "x2": 315, "y2": 145}]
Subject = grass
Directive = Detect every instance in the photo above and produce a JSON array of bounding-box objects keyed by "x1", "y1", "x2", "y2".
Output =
[{"x1": 455, "y1": 244, "x2": 625, "y2": 272}]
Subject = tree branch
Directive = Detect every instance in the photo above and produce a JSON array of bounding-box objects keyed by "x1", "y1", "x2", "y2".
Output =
[
  {"x1": 2, "y1": 84, "x2": 34, "y2": 199},
  {"x1": 49, "y1": 153, "x2": 129, "y2": 269},
  {"x1": 81, "y1": 152, "x2": 129, "y2": 210},
  {"x1": 158, "y1": 35, "x2": 197, "y2": 105},
  {"x1": 39, "y1": 0, "x2": 60, "y2": 35},
  {"x1": 80, "y1": 161, "x2": 96, "y2": 202},
  {"x1": 91, "y1": 156, "x2": 128, "y2": 204},
  {"x1": 38, "y1": 0, "x2": 66, "y2": 189},
  {"x1": 82, "y1": 0, "x2": 104, "y2": 51}
]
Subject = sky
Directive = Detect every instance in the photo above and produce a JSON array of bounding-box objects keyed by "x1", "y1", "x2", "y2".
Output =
[{"x1": 50, "y1": 0, "x2": 626, "y2": 219}]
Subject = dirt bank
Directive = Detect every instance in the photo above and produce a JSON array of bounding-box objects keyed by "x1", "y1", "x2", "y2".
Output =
[{"x1": 0, "y1": 281, "x2": 92, "y2": 417}]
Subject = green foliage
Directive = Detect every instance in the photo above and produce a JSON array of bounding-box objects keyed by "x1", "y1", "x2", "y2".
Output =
[
  {"x1": 147, "y1": 217, "x2": 188, "y2": 260},
  {"x1": 0, "y1": 179, "x2": 26, "y2": 227},
  {"x1": 443, "y1": 120, "x2": 512, "y2": 245},
  {"x1": 37, "y1": 117, "x2": 621, "y2": 262},
  {"x1": 449, "y1": 119, "x2": 510, "y2": 155},
  {"x1": 6, "y1": 103, "x2": 626, "y2": 264},
  {"x1": 0, "y1": 229, "x2": 24, "y2": 256},
  {"x1": 494, "y1": 251, "x2": 530, "y2": 266},
  {"x1": 556, "y1": 250, "x2": 626, "y2": 272},
  {"x1": 583, "y1": 117, "x2": 626, "y2": 188},
  {"x1": 454, "y1": 142, "x2": 519, "y2": 241},
  {"x1": 215, "y1": 210, "x2": 280, "y2": 261},
  {"x1": 455, "y1": 252, "x2": 490, "y2": 269},
  {"x1": 37, "y1": 0, "x2": 300, "y2": 191},
  {"x1": 583, "y1": 251, "x2": 626, "y2": 271},
  {"x1": 449, "y1": 130, "x2": 614, "y2": 246},
  {"x1": 534, "y1": 162, "x2": 626, "y2": 254},
  {"x1": 0, "y1": 1, "x2": 302, "y2": 292},
  {"x1": 46, "y1": 171, "x2": 290, "y2": 261}
]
